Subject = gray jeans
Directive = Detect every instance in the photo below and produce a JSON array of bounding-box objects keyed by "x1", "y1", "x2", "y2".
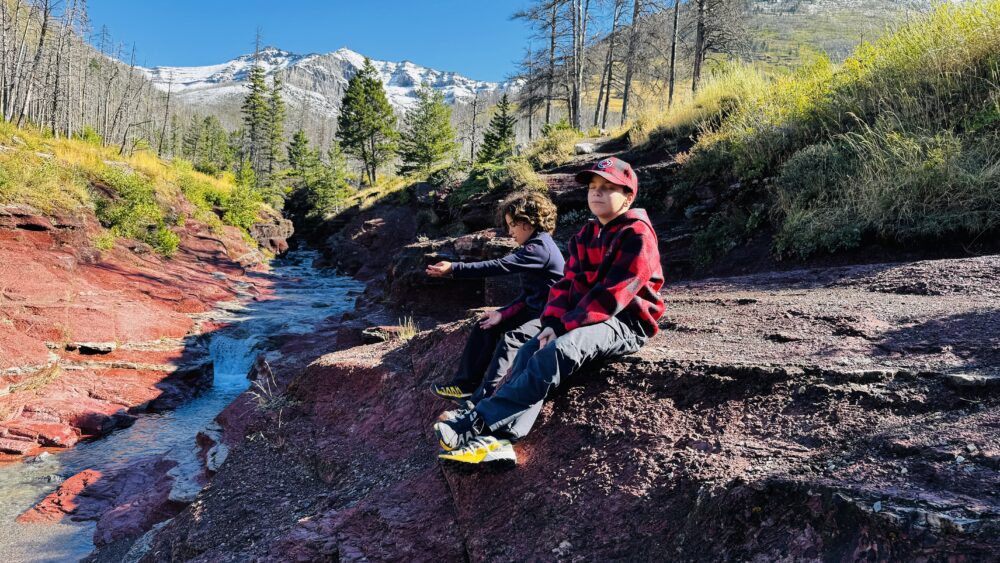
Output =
[{"x1": 474, "y1": 315, "x2": 644, "y2": 440}]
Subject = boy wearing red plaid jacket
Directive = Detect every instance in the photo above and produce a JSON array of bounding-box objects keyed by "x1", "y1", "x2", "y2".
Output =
[{"x1": 435, "y1": 157, "x2": 665, "y2": 466}]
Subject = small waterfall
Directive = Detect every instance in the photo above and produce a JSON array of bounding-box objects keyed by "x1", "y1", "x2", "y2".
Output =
[
  {"x1": 0, "y1": 248, "x2": 363, "y2": 562},
  {"x1": 209, "y1": 333, "x2": 259, "y2": 381}
]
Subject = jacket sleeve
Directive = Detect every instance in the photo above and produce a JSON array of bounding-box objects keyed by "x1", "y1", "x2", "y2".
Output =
[
  {"x1": 451, "y1": 240, "x2": 549, "y2": 279},
  {"x1": 496, "y1": 292, "x2": 528, "y2": 320},
  {"x1": 540, "y1": 234, "x2": 582, "y2": 335},
  {"x1": 558, "y1": 226, "x2": 657, "y2": 334}
]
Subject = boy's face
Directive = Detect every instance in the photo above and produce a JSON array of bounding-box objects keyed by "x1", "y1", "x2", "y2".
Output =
[
  {"x1": 587, "y1": 175, "x2": 632, "y2": 223},
  {"x1": 505, "y1": 214, "x2": 536, "y2": 246}
]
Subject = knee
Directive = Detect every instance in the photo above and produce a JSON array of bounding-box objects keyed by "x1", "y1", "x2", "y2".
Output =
[{"x1": 525, "y1": 343, "x2": 558, "y2": 382}]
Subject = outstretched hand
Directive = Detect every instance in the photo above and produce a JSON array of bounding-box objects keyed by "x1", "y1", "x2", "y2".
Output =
[
  {"x1": 536, "y1": 327, "x2": 557, "y2": 348},
  {"x1": 478, "y1": 310, "x2": 502, "y2": 329},
  {"x1": 426, "y1": 261, "x2": 453, "y2": 277}
]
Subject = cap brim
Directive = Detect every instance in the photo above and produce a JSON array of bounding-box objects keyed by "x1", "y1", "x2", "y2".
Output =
[{"x1": 575, "y1": 170, "x2": 629, "y2": 189}]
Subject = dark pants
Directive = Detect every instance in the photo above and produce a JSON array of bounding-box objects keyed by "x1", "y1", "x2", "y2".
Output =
[
  {"x1": 450, "y1": 307, "x2": 538, "y2": 397},
  {"x1": 474, "y1": 316, "x2": 644, "y2": 441}
]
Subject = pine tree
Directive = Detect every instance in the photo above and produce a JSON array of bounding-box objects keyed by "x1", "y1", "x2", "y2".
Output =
[
  {"x1": 477, "y1": 93, "x2": 517, "y2": 164},
  {"x1": 241, "y1": 62, "x2": 270, "y2": 183},
  {"x1": 336, "y1": 58, "x2": 398, "y2": 185},
  {"x1": 287, "y1": 129, "x2": 314, "y2": 175},
  {"x1": 196, "y1": 116, "x2": 233, "y2": 176},
  {"x1": 181, "y1": 114, "x2": 202, "y2": 160},
  {"x1": 398, "y1": 83, "x2": 457, "y2": 174},
  {"x1": 267, "y1": 76, "x2": 286, "y2": 175}
]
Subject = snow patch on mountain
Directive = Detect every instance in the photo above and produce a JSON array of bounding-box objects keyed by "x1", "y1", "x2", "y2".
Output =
[{"x1": 139, "y1": 46, "x2": 511, "y2": 118}]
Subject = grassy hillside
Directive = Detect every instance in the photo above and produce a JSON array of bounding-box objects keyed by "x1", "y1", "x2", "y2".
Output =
[
  {"x1": 631, "y1": 0, "x2": 1000, "y2": 265},
  {"x1": 0, "y1": 122, "x2": 267, "y2": 256}
]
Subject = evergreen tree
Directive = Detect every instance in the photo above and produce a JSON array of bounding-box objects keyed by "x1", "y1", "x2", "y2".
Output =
[
  {"x1": 287, "y1": 129, "x2": 315, "y2": 175},
  {"x1": 181, "y1": 114, "x2": 202, "y2": 160},
  {"x1": 336, "y1": 58, "x2": 398, "y2": 185},
  {"x1": 398, "y1": 83, "x2": 457, "y2": 174},
  {"x1": 267, "y1": 76, "x2": 287, "y2": 175},
  {"x1": 241, "y1": 62, "x2": 270, "y2": 183},
  {"x1": 196, "y1": 116, "x2": 233, "y2": 176},
  {"x1": 477, "y1": 93, "x2": 517, "y2": 164}
]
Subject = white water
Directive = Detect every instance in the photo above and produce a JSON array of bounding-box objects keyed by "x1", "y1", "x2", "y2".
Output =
[{"x1": 0, "y1": 249, "x2": 362, "y2": 562}]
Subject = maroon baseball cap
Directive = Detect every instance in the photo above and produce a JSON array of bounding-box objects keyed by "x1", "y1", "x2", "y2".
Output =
[{"x1": 575, "y1": 157, "x2": 638, "y2": 194}]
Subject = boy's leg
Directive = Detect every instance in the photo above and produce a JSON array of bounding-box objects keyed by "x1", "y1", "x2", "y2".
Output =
[
  {"x1": 470, "y1": 316, "x2": 542, "y2": 403},
  {"x1": 445, "y1": 310, "x2": 537, "y2": 394},
  {"x1": 475, "y1": 316, "x2": 644, "y2": 440}
]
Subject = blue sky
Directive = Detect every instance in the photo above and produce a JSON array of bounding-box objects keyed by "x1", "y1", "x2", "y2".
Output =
[{"x1": 87, "y1": 1, "x2": 534, "y2": 82}]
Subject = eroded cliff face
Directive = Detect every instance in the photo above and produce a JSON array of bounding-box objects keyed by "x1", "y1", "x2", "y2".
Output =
[
  {"x1": 0, "y1": 201, "x2": 274, "y2": 460},
  {"x1": 116, "y1": 255, "x2": 1000, "y2": 562}
]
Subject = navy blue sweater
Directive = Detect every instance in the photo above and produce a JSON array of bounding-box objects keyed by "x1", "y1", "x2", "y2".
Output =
[{"x1": 451, "y1": 231, "x2": 565, "y2": 320}]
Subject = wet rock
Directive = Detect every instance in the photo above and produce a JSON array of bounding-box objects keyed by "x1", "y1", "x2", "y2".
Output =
[{"x1": 249, "y1": 209, "x2": 294, "y2": 256}]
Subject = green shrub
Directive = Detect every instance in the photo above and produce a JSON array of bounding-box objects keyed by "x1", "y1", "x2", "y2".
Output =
[
  {"x1": 773, "y1": 126, "x2": 1000, "y2": 259},
  {"x1": 449, "y1": 157, "x2": 545, "y2": 208},
  {"x1": 94, "y1": 230, "x2": 115, "y2": 251},
  {"x1": 177, "y1": 171, "x2": 228, "y2": 212},
  {"x1": 148, "y1": 226, "x2": 181, "y2": 257},
  {"x1": 93, "y1": 167, "x2": 181, "y2": 257},
  {"x1": 222, "y1": 184, "x2": 263, "y2": 231},
  {"x1": 526, "y1": 119, "x2": 582, "y2": 168},
  {"x1": 77, "y1": 126, "x2": 102, "y2": 146}
]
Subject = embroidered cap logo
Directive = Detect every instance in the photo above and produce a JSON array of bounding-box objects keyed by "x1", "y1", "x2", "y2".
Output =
[{"x1": 597, "y1": 158, "x2": 614, "y2": 169}]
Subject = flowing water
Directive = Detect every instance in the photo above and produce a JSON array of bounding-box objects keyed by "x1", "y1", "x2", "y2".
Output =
[{"x1": 0, "y1": 249, "x2": 362, "y2": 562}]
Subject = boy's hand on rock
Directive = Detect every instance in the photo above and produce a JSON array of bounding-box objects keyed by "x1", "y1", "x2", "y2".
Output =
[
  {"x1": 426, "y1": 261, "x2": 453, "y2": 277},
  {"x1": 478, "y1": 310, "x2": 502, "y2": 329},
  {"x1": 537, "y1": 327, "x2": 557, "y2": 348}
]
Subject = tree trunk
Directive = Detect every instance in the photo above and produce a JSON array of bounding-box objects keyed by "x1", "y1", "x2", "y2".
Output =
[
  {"x1": 619, "y1": 0, "x2": 640, "y2": 126},
  {"x1": 692, "y1": 0, "x2": 706, "y2": 94},
  {"x1": 545, "y1": 2, "x2": 556, "y2": 125},
  {"x1": 668, "y1": 0, "x2": 680, "y2": 108},
  {"x1": 469, "y1": 93, "x2": 480, "y2": 161},
  {"x1": 158, "y1": 72, "x2": 172, "y2": 156},
  {"x1": 16, "y1": 0, "x2": 51, "y2": 127},
  {"x1": 596, "y1": 0, "x2": 623, "y2": 128}
]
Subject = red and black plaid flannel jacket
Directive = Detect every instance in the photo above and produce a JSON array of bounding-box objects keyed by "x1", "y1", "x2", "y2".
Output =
[{"x1": 541, "y1": 209, "x2": 664, "y2": 337}]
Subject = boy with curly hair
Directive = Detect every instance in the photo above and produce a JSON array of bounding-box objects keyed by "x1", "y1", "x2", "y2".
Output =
[{"x1": 427, "y1": 190, "x2": 564, "y2": 406}]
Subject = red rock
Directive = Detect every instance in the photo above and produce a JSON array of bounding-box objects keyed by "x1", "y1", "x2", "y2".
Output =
[
  {"x1": 18, "y1": 455, "x2": 185, "y2": 547},
  {"x1": 17, "y1": 469, "x2": 103, "y2": 523},
  {"x1": 0, "y1": 436, "x2": 38, "y2": 455},
  {"x1": 0, "y1": 201, "x2": 277, "y2": 461},
  {"x1": 4, "y1": 420, "x2": 80, "y2": 447}
]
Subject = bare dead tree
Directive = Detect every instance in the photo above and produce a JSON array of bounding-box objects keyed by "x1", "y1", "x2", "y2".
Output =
[
  {"x1": 158, "y1": 70, "x2": 172, "y2": 156},
  {"x1": 594, "y1": 0, "x2": 625, "y2": 128},
  {"x1": 619, "y1": 0, "x2": 641, "y2": 125},
  {"x1": 15, "y1": 0, "x2": 53, "y2": 127},
  {"x1": 668, "y1": 0, "x2": 680, "y2": 108}
]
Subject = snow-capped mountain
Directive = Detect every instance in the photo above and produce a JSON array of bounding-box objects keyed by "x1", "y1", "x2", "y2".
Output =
[{"x1": 139, "y1": 46, "x2": 512, "y2": 127}]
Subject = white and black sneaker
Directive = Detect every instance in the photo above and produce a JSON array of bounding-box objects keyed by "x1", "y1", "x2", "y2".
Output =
[{"x1": 433, "y1": 409, "x2": 484, "y2": 451}]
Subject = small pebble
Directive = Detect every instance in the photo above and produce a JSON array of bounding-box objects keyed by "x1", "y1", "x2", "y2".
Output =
[
  {"x1": 873, "y1": 501, "x2": 882, "y2": 513},
  {"x1": 955, "y1": 455, "x2": 965, "y2": 464}
]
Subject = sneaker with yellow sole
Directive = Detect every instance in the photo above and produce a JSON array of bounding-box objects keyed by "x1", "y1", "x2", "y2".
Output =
[{"x1": 438, "y1": 435, "x2": 517, "y2": 468}]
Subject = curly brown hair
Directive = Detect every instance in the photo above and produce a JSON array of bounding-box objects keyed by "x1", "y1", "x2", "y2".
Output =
[{"x1": 496, "y1": 190, "x2": 558, "y2": 233}]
